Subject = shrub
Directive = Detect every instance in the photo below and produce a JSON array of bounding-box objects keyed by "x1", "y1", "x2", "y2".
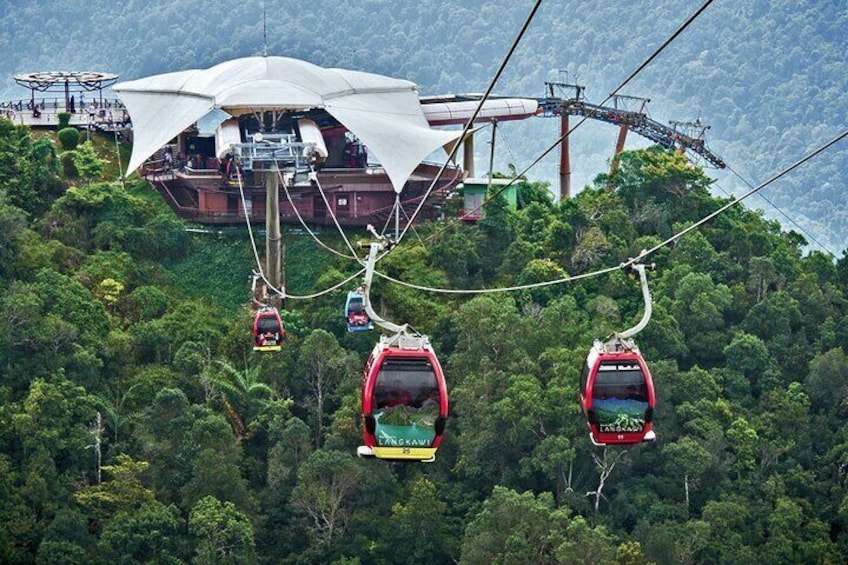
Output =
[
  {"x1": 60, "y1": 151, "x2": 78, "y2": 178},
  {"x1": 57, "y1": 127, "x2": 80, "y2": 150},
  {"x1": 57, "y1": 112, "x2": 72, "y2": 128},
  {"x1": 72, "y1": 141, "x2": 106, "y2": 180}
]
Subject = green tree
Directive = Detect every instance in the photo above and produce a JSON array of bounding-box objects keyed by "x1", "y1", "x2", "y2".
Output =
[
  {"x1": 71, "y1": 141, "x2": 106, "y2": 180},
  {"x1": 136, "y1": 388, "x2": 200, "y2": 506},
  {"x1": 448, "y1": 295, "x2": 538, "y2": 489},
  {"x1": 384, "y1": 478, "x2": 457, "y2": 564},
  {"x1": 526, "y1": 434, "x2": 576, "y2": 507},
  {"x1": 47, "y1": 182, "x2": 145, "y2": 252},
  {"x1": 202, "y1": 359, "x2": 274, "y2": 442},
  {"x1": 460, "y1": 487, "x2": 571, "y2": 565},
  {"x1": 0, "y1": 201, "x2": 27, "y2": 281},
  {"x1": 513, "y1": 174, "x2": 554, "y2": 209},
  {"x1": 636, "y1": 519, "x2": 710, "y2": 565},
  {"x1": 98, "y1": 502, "x2": 185, "y2": 565},
  {"x1": 297, "y1": 329, "x2": 357, "y2": 447},
  {"x1": 756, "y1": 382, "x2": 810, "y2": 473},
  {"x1": 74, "y1": 454, "x2": 156, "y2": 526},
  {"x1": 742, "y1": 291, "x2": 803, "y2": 342},
  {"x1": 13, "y1": 376, "x2": 97, "y2": 476},
  {"x1": 805, "y1": 348, "x2": 848, "y2": 417},
  {"x1": 614, "y1": 541, "x2": 654, "y2": 565},
  {"x1": 555, "y1": 515, "x2": 619, "y2": 565},
  {"x1": 516, "y1": 258, "x2": 568, "y2": 306},
  {"x1": 0, "y1": 119, "x2": 62, "y2": 216},
  {"x1": 430, "y1": 226, "x2": 482, "y2": 288},
  {"x1": 725, "y1": 417, "x2": 759, "y2": 479},
  {"x1": 57, "y1": 112, "x2": 71, "y2": 129},
  {"x1": 611, "y1": 146, "x2": 715, "y2": 227},
  {"x1": 663, "y1": 436, "x2": 714, "y2": 511},
  {"x1": 126, "y1": 211, "x2": 190, "y2": 261},
  {"x1": 267, "y1": 416, "x2": 313, "y2": 490},
  {"x1": 761, "y1": 496, "x2": 839, "y2": 564},
  {"x1": 290, "y1": 449, "x2": 365, "y2": 550},
  {"x1": 724, "y1": 332, "x2": 782, "y2": 398},
  {"x1": 477, "y1": 189, "x2": 515, "y2": 279},
  {"x1": 700, "y1": 498, "x2": 758, "y2": 563},
  {"x1": 571, "y1": 226, "x2": 613, "y2": 271},
  {"x1": 179, "y1": 412, "x2": 256, "y2": 513},
  {"x1": 35, "y1": 541, "x2": 88, "y2": 565},
  {"x1": 669, "y1": 271, "x2": 732, "y2": 367},
  {"x1": 189, "y1": 496, "x2": 256, "y2": 565},
  {"x1": 123, "y1": 285, "x2": 170, "y2": 322},
  {"x1": 747, "y1": 256, "x2": 781, "y2": 302},
  {"x1": 35, "y1": 508, "x2": 92, "y2": 565}
]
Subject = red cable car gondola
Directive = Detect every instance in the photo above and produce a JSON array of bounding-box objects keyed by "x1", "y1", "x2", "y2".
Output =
[
  {"x1": 252, "y1": 306, "x2": 284, "y2": 352},
  {"x1": 357, "y1": 334, "x2": 448, "y2": 462},
  {"x1": 579, "y1": 262, "x2": 657, "y2": 446},
  {"x1": 579, "y1": 339, "x2": 656, "y2": 446}
]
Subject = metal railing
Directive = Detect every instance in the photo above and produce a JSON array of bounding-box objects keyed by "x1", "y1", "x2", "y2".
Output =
[{"x1": 0, "y1": 96, "x2": 129, "y2": 129}]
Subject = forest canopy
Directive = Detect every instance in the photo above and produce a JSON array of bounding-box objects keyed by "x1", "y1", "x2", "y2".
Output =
[{"x1": 1, "y1": 118, "x2": 848, "y2": 564}]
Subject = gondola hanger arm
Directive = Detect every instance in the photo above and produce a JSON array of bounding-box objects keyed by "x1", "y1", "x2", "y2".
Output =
[
  {"x1": 360, "y1": 232, "x2": 406, "y2": 335},
  {"x1": 618, "y1": 261, "x2": 655, "y2": 340}
]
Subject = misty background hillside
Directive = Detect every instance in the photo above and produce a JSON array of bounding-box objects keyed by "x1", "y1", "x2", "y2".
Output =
[{"x1": 1, "y1": 0, "x2": 845, "y2": 251}]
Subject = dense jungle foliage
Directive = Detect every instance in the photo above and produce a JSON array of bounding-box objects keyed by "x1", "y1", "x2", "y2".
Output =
[
  {"x1": 1, "y1": 0, "x2": 846, "y2": 251},
  {"x1": 2, "y1": 118, "x2": 848, "y2": 564}
]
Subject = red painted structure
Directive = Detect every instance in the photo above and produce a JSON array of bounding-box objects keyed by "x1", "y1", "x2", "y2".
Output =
[
  {"x1": 136, "y1": 96, "x2": 541, "y2": 227},
  {"x1": 140, "y1": 117, "x2": 464, "y2": 227}
]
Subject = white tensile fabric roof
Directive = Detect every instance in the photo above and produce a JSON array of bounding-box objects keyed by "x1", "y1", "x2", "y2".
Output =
[{"x1": 113, "y1": 56, "x2": 462, "y2": 193}]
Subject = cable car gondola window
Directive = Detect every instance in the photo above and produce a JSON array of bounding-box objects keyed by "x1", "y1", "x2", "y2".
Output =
[
  {"x1": 374, "y1": 359, "x2": 438, "y2": 409},
  {"x1": 371, "y1": 358, "x2": 440, "y2": 448},
  {"x1": 580, "y1": 361, "x2": 590, "y2": 396},
  {"x1": 256, "y1": 316, "x2": 279, "y2": 334},
  {"x1": 348, "y1": 296, "x2": 364, "y2": 315},
  {"x1": 591, "y1": 362, "x2": 649, "y2": 433}
]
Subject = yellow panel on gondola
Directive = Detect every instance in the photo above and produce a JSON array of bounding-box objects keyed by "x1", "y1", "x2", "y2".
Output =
[
  {"x1": 371, "y1": 446, "x2": 437, "y2": 462},
  {"x1": 253, "y1": 344, "x2": 282, "y2": 352}
]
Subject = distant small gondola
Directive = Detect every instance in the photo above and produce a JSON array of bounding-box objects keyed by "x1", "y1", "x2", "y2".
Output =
[
  {"x1": 345, "y1": 290, "x2": 373, "y2": 332},
  {"x1": 253, "y1": 306, "x2": 284, "y2": 352},
  {"x1": 579, "y1": 339, "x2": 656, "y2": 446},
  {"x1": 357, "y1": 335, "x2": 448, "y2": 462}
]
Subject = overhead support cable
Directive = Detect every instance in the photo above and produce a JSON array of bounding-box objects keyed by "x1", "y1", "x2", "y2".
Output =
[
  {"x1": 393, "y1": 0, "x2": 544, "y2": 249},
  {"x1": 412, "y1": 0, "x2": 717, "y2": 251},
  {"x1": 235, "y1": 161, "x2": 365, "y2": 300},
  {"x1": 283, "y1": 268, "x2": 367, "y2": 300},
  {"x1": 626, "y1": 129, "x2": 848, "y2": 266},
  {"x1": 270, "y1": 158, "x2": 359, "y2": 261},
  {"x1": 305, "y1": 165, "x2": 361, "y2": 261},
  {"x1": 373, "y1": 265, "x2": 620, "y2": 294},
  {"x1": 725, "y1": 164, "x2": 835, "y2": 256},
  {"x1": 372, "y1": 130, "x2": 847, "y2": 294}
]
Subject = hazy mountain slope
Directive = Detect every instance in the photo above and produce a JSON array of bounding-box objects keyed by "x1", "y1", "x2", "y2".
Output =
[{"x1": 1, "y1": 0, "x2": 845, "y2": 251}]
